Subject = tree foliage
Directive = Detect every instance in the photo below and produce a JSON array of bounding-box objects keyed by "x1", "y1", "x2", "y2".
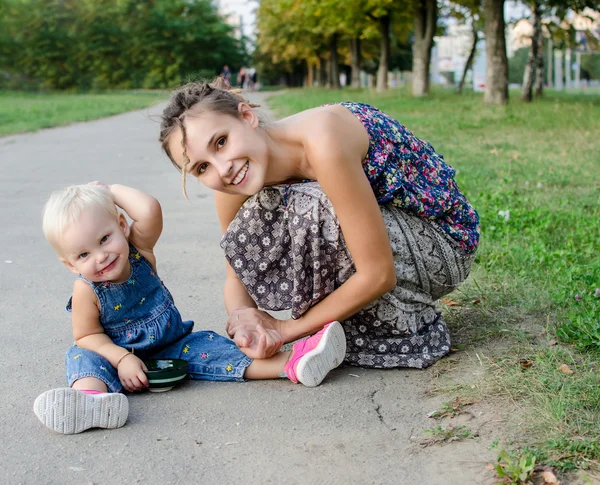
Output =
[
  {"x1": 255, "y1": 0, "x2": 413, "y2": 87},
  {"x1": 0, "y1": 0, "x2": 247, "y2": 90},
  {"x1": 448, "y1": 1, "x2": 484, "y2": 94},
  {"x1": 517, "y1": 0, "x2": 599, "y2": 100}
]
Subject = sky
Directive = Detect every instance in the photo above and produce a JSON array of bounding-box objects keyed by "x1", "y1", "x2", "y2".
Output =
[
  {"x1": 217, "y1": 0, "x2": 258, "y2": 40},
  {"x1": 505, "y1": 1, "x2": 530, "y2": 22}
]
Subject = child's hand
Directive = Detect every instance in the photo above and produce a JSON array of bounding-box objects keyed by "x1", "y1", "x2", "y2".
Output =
[{"x1": 117, "y1": 354, "x2": 149, "y2": 392}]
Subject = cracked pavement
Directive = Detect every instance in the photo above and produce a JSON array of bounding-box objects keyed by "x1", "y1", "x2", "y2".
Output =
[{"x1": 0, "y1": 92, "x2": 494, "y2": 484}]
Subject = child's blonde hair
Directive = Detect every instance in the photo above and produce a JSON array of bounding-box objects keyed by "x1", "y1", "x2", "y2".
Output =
[{"x1": 42, "y1": 185, "x2": 117, "y2": 255}]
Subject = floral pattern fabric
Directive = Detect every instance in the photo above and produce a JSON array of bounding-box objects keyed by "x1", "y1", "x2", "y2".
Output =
[
  {"x1": 335, "y1": 102, "x2": 480, "y2": 254},
  {"x1": 221, "y1": 183, "x2": 474, "y2": 369}
]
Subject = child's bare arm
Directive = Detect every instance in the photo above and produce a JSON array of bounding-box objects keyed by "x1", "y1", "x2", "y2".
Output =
[
  {"x1": 71, "y1": 280, "x2": 131, "y2": 367},
  {"x1": 71, "y1": 280, "x2": 148, "y2": 391},
  {"x1": 109, "y1": 184, "x2": 163, "y2": 253}
]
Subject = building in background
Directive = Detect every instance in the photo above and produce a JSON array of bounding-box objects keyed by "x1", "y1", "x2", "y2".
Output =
[
  {"x1": 433, "y1": 23, "x2": 476, "y2": 85},
  {"x1": 507, "y1": 7, "x2": 599, "y2": 88},
  {"x1": 216, "y1": 0, "x2": 257, "y2": 43}
]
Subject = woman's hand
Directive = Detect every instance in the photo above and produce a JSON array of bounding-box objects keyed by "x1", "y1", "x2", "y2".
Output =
[
  {"x1": 238, "y1": 324, "x2": 284, "y2": 359},
  {"x1": 226, "y1": 308, "x2": 285, "y2": 359},
  {"x1": 117, "y1": 354, "x2": 149, "y2": 392}
]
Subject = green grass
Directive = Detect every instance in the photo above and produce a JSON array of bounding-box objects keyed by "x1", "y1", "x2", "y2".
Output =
[
  {"x1": 271, "y1": 87, "x2": 600, "y2": 474},
  {"x1": 0, "y1": 90, "x2": 168, "y2": 136},
  {"x1": 422, "y1": 424, "x2": 476, "y2": 446},
  {"x1": 496, "y1": 348, "x2": 600, "y2": 472}
]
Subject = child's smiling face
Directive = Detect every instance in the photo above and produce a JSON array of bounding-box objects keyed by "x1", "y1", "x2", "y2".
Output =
[
  {"x1": 167, "y1": 105, "x2": 269, "y2": 196},
  {"x1": 59, "y1": 206, "x2": 131, "y2": 283}
]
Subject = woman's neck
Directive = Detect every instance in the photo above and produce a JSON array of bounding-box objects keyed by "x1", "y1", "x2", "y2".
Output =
[{"x1": 262, "y1": 123, "x2": 309, "y2": 185}]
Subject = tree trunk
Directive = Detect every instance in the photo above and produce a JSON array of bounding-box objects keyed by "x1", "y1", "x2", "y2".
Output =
[
  {"x1": 534, "y1": 26, "x2": 544, "y2": 96},
  {"x1": 319, "y1": 56, "x2": 327, "y2": 87},
  {"x1": 546, "y1": 37, "x2": 553, "y2": 87},
  {"x1": 350, "y1": 37, "x2": 361, "y2": 88},
  {"x1": 297, "y1": 62, "x2": 306, "y2": 87},
  {"x1": 521, "y1": 0, "x2": 540, "y2": 102},
  {"x1": 457, "y1": 23, "x2": 479, "y2": 94},
  {"x1": 307, "y1": 62, "x2": 314, "y2": 87},
  {"x1": 483, "y1": 0, "x2": 509, "y2": 104},
  {"x1": 329, "y1": 34, "x2": 340, "y2": 89},
  {"x1": 376, "y1": 14, "x2": 391, "y2": 92},
  {"x1": 412, "y1": 0, "x2": 437, "y2": 96}
]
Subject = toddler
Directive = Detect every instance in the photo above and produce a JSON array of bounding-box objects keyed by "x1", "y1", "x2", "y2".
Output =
[{"x1": 34, "y1": 183, "x2": 346, "y2": 434}]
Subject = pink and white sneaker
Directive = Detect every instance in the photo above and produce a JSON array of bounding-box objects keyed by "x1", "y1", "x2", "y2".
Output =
[{"x1": 284, "y1": 321, "x2": 346, "y2": 387}]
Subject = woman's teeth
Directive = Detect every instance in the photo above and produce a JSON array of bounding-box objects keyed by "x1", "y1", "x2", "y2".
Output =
[{"x1": 232, "y1": 161, "x2": 249, "y2": 185}]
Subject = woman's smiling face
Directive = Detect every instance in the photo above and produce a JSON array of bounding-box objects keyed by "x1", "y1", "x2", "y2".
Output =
[{"x1": 167, "y1": 105, "x2": 268, "y2": 196}]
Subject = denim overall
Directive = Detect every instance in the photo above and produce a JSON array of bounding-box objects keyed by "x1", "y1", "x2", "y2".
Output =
[{"x1": 65, "y1": 245, "x2": 252, "y2": 392}]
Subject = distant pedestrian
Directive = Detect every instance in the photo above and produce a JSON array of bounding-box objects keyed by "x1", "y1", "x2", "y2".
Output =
[
  {"x1": 581, "y1": 68, "x2": 591, "y2": 89},
  {"x1": 237, "y1": 66, "x2": 247, "y2": 89},
  {"x1": 247, "y1": 67, "x2": 257, "y2": 91},
  {"x1": 220, "y1": 64, "x2": 232, "y2": 88},
  {"x1": 33, "y1": 183, "x2": 346, "y2": 434}
]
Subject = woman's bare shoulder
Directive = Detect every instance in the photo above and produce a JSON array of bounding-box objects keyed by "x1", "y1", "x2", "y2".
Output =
[
  {"x1": 282, "y1": 104, "x2": 358, "y2": 127},
  {"x1": 296, "y1": 105, "x2": 369, "y2": 160}
]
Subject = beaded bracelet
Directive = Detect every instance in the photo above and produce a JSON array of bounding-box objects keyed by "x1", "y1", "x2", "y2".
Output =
[{"x1": 116, "y1": 349, "x2": 134, "y2": 367}]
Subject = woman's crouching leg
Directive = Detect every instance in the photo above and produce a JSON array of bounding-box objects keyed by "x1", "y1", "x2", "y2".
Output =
[
  {"x1": 341, "y1": 204, "x2": 474, "y2": 369},
  {"x1": 342, "y1": 297, "x2": 451, "y2": 369},
  {"x1": 220, "y1": 182, "x2": 355, "y2": 319}
]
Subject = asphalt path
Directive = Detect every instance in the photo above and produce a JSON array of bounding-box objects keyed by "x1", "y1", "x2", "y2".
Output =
[{"x1": 0, "y1": 92, "x2": 493, "y2": 484}]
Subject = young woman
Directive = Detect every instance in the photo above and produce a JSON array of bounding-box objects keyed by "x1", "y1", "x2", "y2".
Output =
[{"x1": 159, "y1": 81, "x2": 479, "y2": 369}]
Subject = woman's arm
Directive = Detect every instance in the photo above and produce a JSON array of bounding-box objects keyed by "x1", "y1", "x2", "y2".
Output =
[
  {"x1": 277, "y1": 111, "x2": 397, "y2": 342},
  {"x1": 223, "y1": 263, "x2": 258, "y2": 313},
  {"x1": 216, "y1": 191, "x2": 284, "y2": 356},
  {"x1": 214, "y1": 191, "x2": 258, "y2": 312}
]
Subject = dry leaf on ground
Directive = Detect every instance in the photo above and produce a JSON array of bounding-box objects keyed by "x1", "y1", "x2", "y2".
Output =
[
  {"x1": 520, "y1": 359, "x2": 534, "y2": 369},
  {"x1": 559, "y1": 364, "x2": 574, "y2": 375},
  {"x1": 441, "y1": 298, "x2": 461, "y2": 307},
  {"x1": 541, "y1": 470, "x2": 559, "y2": 484}
]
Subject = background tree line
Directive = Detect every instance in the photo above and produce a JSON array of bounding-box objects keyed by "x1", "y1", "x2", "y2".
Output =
[
  {"x1": 0, "y1": 0, "x2": 248, "y2": 90},
  {"x1": 518, "y1": 0, "x2": 599, "y2": 101},
  {"x1": 1, "y1": 0, "x2": 598, "y2": 105},
  {"x1": 253, "y1": 0, "x2": 512, "y2": 103},
  {"x1": 255, "y1": 0, "x2": 599, "y2": 105}
]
